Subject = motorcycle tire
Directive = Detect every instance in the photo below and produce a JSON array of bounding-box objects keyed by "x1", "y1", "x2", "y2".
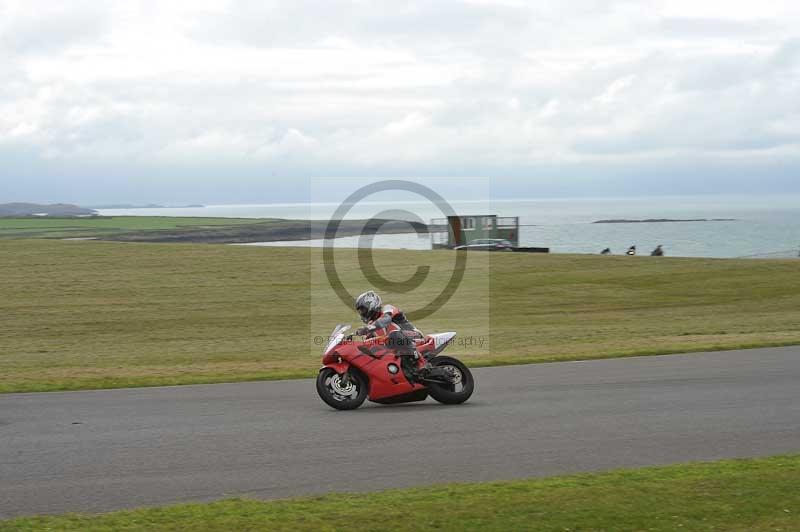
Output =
[
  {"x1": 316, "y1": 368, "x2": 368, "y2": 410},
  {"x1": 426, "y1": 356, "x2": 475, "y2": 405}
]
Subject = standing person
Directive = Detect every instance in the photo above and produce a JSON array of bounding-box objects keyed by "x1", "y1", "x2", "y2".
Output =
[
  {"x1": 651, "y1": 245, "x2": 664, "y2": 256},
  {"x1": 626, "y1": 245, "x2": 637, "y2": 256}
]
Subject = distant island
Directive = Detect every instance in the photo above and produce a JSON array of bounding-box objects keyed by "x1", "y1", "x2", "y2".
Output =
[
  {"x1": 89, "y1": 204, "x2": 205, "y2": 209},
  {"x1": 0, "y1": 203, "x2": 97, "y2": 217},
  {"x1": 593, "y1": 218, "x2": 736, "y2": 224}
]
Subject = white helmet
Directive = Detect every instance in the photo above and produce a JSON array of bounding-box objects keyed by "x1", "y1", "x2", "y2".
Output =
[{"x1": 355, "y1": 290, "x2": 382, "y2": 323}]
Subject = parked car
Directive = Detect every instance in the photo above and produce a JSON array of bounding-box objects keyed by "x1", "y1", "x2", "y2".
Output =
[{"x1": 454, "y1": 239, "x2": 514, "y2": 251}]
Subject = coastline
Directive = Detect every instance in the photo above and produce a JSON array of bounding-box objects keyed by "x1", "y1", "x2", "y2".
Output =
[
  {"x1": 101, "y1": 218, "x2": 426, "y2": 244},
  {"x1": 593, "y1": 218, "x2": 736, "y2": 224}
]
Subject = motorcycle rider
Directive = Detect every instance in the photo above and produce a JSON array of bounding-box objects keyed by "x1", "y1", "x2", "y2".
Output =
[{"x1": 353, "y1": 290, "x2": 426, "y2": 379}]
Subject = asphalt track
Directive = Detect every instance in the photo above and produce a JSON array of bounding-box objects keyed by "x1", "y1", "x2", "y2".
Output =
[{"x1": 2, "y1": 346, "x2": 800, "y2": 519}]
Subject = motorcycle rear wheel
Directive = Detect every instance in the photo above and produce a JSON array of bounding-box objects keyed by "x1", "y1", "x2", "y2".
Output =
[
  {"x1": 316, "y1": 368, "x2": 368, "y2": 410},
  {"x1": 426, "y1": 356, "x2": 474, "y2": 405}
]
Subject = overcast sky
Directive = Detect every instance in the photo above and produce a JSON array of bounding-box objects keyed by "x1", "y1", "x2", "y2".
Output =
[{"x1": 1, "y1": 0, "x2": 799, "y2": 204}]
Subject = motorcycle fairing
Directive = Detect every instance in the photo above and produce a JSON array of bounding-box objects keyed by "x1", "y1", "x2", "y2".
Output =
[
  {"x1": 428, "y1": 332, "x2": 456, "y2": 355},
  {"x1": 319, "y1": 325, "x2": 455, "y2": 403},
  {"x1": 323, "y1": 343, "x2": 425, "y2": 401}
]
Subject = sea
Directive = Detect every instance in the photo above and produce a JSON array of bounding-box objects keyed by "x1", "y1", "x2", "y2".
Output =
[{"x1": 97, "y1": 194, "x2": 800, "y2": 259}]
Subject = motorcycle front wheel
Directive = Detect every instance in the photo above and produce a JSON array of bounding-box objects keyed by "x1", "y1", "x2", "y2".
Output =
[
  {"x1": 316, "y1": 368, "x2": 368, "y2": 410},
  {"x1": 426, "y1": 356, "x2": 475, "y2": 405}
]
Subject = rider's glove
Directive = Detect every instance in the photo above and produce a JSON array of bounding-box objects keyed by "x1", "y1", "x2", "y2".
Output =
[{"x1": 355, "y1": 326, "x2": 371, "y2": 336}]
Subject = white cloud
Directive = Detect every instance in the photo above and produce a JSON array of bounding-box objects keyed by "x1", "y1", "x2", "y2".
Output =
[
  {"x1": 595, "y1": 75, "x2": 636, "y2": 104},
  {"x1": 383, "y1": 113, "x2": 430, "y2": 135},
  {"x1": 0, "y1": 0, "x2": 799, "y2": 200}
]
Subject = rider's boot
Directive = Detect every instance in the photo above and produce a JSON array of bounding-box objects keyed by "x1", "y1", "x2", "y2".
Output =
[
  {"x1": 402, "y1": 351, "x2": 430, "y2": 382},
  {"x1": 414, "y1": 355, "x2": 432, "y2": 378}
]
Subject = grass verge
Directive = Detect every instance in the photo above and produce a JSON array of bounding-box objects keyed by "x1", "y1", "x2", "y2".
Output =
[
  {"x1": 3, "y1": 454, "x2": 799, "y2": 531},
  {"x1": 0, "y1": 216, "x2": 421, "y2": 243},
  {"x1": 2, "y1": 239, "x2": 800, "y2": 393},
  {"x1": 0, "y1": 216, "x2": 261, "y2": 239}
]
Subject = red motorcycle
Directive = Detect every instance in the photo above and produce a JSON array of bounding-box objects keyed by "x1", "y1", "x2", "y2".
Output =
[{"x1": 316, "y1": 324, "x2": 475, "y2": 410}]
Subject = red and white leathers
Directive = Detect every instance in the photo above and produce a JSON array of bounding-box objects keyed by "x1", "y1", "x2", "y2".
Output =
[{"x1": 362, "y1": 304, "x2": 420, "y2": 335}]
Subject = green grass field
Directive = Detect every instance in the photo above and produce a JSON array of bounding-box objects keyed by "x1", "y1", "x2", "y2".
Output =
[
  {"x1": 1, "y1": 239, "x2": 800, "y2": 393},
  {"x1": 0, "y1": 216, "x2": 421, "y2": 243},
  {"x1": 3, "y1": 454, "x2": 799, "y2": 531},
  {"x1": 0, "y1": 216, "x2": 270, "y2": 240}
]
